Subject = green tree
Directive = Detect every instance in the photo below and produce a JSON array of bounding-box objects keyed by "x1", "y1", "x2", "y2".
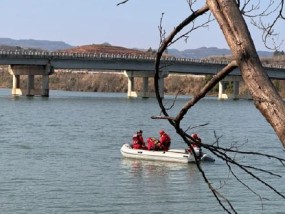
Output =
[{"x1": 273, "y1": 50, "x2": 285, "y2": 57}]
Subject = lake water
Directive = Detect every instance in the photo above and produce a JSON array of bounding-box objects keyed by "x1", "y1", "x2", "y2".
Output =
[{"x1": 0, "y1": 88, "x2": 284, "y2": 214}]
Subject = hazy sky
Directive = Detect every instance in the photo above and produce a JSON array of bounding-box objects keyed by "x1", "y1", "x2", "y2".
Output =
[{"x1": 1, "y1": 0, "x2": 284, "y2": 51}]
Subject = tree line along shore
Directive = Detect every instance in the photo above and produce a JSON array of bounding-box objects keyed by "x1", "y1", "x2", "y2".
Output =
[{"x1": 1, "y1": 66, "x2": 285, "y2": 98}]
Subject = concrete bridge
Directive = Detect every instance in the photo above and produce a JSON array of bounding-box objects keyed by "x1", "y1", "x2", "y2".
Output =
[{"x1": 1, "y1": 50, "x2": 285, "y2": 99}]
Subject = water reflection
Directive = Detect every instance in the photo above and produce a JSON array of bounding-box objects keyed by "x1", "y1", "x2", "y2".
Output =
[{"x1": 121, "y1": 158, "x2": 198, "y2": 177}]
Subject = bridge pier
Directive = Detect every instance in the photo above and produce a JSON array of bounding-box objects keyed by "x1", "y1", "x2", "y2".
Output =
[
  {"x1": 124, "y1": 70, "x2": 167, "y2": 98},
  {"x1": 127, "y1": 75, "x2": 135, "y2": 97},
  {"x1": 8, "y1": 65, "x2": 52, "y2": 97},
  {"x1": 142, "y1": 77, "x2": 149, "y2": 98},
  {"x1": 218, "y1": 76, "x2": 251, "y2": 100},
  {"x1": 12, "y1": 74, "x2": 20, "y2": 95},
  {"x1": 218, "y1": 81, "x2": 228, "y2": 100},
  {"x1": 232, "y1": 80, "x2": 240, "y2": 100},
  {"x1": 42, "y1": 73, "x2": 50, "y2": 97},
  {"x1": 27, "y1": 74, "x2": 35, "y2": 96}
]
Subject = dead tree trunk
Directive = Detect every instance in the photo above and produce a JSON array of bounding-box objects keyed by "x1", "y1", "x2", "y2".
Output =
[{"x1": 207, "y1": 0, "x2": 285, "y2": 147}]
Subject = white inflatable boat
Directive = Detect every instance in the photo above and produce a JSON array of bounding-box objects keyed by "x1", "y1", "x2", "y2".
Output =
[{"x1": 120, "y1": 143, "x2": 215, "y2": 163}]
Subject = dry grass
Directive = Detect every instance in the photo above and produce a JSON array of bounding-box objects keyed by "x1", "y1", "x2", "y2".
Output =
[
  {"x1": 165, "y1": 74, "x2": 205, "y2": 95},
  {"x1": 50, "y1": 71, "x2": 128, "y2": 92}
]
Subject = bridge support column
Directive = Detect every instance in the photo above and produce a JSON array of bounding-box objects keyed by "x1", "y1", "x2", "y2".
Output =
[
  {"x1": 218, "y1": 81, "x2": 228, "y2": 100},
  {"x1": 218, "y1": 76, "x2": 248, "y2": 100},
  {"x1": 12, "y1": 74, "x2": 21, "y2": 95},
  {"x1": 142, "y1": 77, "x2": 149, "y2": 98},
  {"x1": 127, "y1": 76, "x2": 135, "y2": 97},
  {"x1": 232, "y1": 80, "x2": 240, "y2": 100},
  {"x1": 124, "y1": 70, "x2": 168, "y2": 98},
  {"x1": 8, "y1": 64, "x2": 52, "y2": 97},
  {"x1": 27, "y1": 75, "x2": 35, "y2": 96},
  {"x1": 42, "y1": 65, "x2": 51, "y2": 97}
]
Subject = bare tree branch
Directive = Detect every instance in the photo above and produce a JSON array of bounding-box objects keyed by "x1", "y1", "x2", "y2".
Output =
[
  {"x1": 151, "y1": 1, "x2": 285, "y2": 212},
  {"x1": 117, "y1": 0, "x2": 129, "y2": 6},
  {"x1": 242, "y1": 0, "x2": 285, "y2": 49},
  {"x1": 154, "y1": 4, "x2": 210, "y2": 127},
  {"x1": 174, "y1": 60, "x2": 238, "y2": 125}
]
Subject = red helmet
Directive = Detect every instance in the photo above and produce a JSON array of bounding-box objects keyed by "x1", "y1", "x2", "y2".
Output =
[
  {"x1": 191, "y1": 133, "x2": 198, "y2": 139},
  {"x1": 159, "y1": 130, "x2": 165, "y2": 135}
]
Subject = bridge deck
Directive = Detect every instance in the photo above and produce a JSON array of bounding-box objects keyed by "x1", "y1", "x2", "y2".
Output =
[{"x1": 0, "y1": 50, "x2": 285, "y2": 79}]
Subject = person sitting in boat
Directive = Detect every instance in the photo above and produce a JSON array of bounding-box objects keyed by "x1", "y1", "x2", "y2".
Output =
[
  {"x1": 190, "y1": 133, "x2": 201, "y2": 147},
  {"x1": 132, "y1": 130, "x2": 147, "y2": 150},
  {"x1": 147, "y1": 137, "x2": 160, "y2": 150},
  {"x1": 158, "y1": 130, "x2": 171, "y2": 151},
  {"x1": 187, "y1": 133, "x2": 202, "y2": 156}
]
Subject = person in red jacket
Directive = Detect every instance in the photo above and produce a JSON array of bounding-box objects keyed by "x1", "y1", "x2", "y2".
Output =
[
  {"x1": 147, "y1": 137, "x2": 160, "y2": 150},
  {"x1": 132, "y1": 130, "x2": 147, "y2": 150},
  {"x1": 187, "y1": 133, "x2": 202, "y2": 157},
  {"x1": 191, "y1": 133, "x2": 201, "y2": 147},
  {"x1": 158, "y1": 130, "x2": 171, "y2": 151}
]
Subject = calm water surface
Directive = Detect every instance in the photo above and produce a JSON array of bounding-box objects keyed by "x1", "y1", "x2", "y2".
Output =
[{"x1": 0, "y1": 89, "x2": 284, "y2": 214}]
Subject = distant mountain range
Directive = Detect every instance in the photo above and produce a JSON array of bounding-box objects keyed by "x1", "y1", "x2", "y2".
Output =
[
  {"x1": 167, "y1": 47, "x2": 273, "y2": 58},
  {"x1": 0, "y1": 38, "x2": 72, "y2": 51},
  {"x1": 0, "y1": 38, "x2": 273, "y2": 58}
]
